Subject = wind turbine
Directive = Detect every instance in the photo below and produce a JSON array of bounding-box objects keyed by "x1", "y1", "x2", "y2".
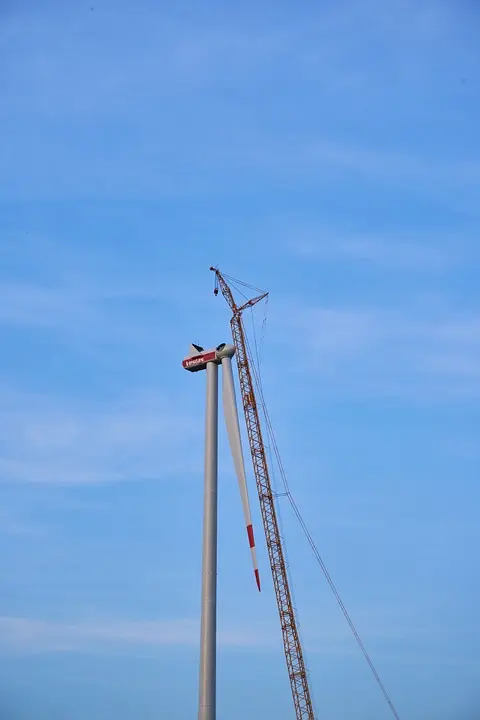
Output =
[{"x1": 182, "y1": 342, "x2": 260, "y2": 720}]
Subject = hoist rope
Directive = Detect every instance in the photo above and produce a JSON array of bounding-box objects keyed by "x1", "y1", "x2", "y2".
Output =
[{"x1": 241, "y1": 299, "x2": 401, "y2": 720}]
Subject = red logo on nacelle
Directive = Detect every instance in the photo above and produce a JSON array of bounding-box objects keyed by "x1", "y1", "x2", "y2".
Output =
[{"x1": 182, "y1": 350, "x2": 217, "y2": 371}]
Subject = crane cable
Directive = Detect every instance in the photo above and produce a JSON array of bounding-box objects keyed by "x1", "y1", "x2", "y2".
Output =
[{"x1": 242, "y1": 300, "x2": 401, "y2": 720}]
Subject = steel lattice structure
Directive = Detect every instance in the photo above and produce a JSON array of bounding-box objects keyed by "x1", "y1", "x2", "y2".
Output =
[{"x1": 211, "y1": 268, "x2": 315, "y2": 720}]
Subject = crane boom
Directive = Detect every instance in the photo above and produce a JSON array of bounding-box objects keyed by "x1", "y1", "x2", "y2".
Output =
[{"x1": 211, "y1": 268, "x2": 315, "y2": 720}]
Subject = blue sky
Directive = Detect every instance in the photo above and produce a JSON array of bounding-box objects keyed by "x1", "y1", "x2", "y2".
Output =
[{"x1": 0, "y1": 0, "x2": 479, "y2": 717}]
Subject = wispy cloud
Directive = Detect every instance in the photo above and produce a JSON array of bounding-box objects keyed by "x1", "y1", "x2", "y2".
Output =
[
  {"x1": 1, "y1": 1, "x2": 478, "y2": 202},
  {"x1": 0, "y1": 236, "x2": 206, "y2": 484},
  {"x1": 0, "y1": 234, "x2": 179, "y2": 344},
  {"x1": 287, "y1": 231, "x2": 473, "y2": 272},
  {"x1": 0, "y1": 616, "x2": 276, "y2": 654},
  {"x1": 0, "y1": 607, "x2": 449, "y2": 658},
  {"x1": 0, "y1": 388, "x2": 200, "y2": 484},
  {"x1": 0, "y1": 234, "x2": 236, "y2": 484},
  {"x1": 1, "y1": 0, "x2": 470, "y2": 118},
  {"x1": 308, "y1": 141, "x2": 480, "y2": 189},
  {"x1": 273, "y1": 301, "x2": 480, "y2": 399}
]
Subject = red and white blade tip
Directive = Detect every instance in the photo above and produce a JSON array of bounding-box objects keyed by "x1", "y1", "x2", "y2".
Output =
[{"x1": 247, "y1": 523, "x2": 261, "y2": 592}]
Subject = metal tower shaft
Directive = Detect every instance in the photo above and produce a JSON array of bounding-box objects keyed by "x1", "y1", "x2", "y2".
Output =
[{"x1": 198, "y1": 359, "x2": 219, "y2": 720}]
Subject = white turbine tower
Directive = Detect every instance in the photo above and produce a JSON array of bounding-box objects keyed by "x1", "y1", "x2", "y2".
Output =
[{"x1": 182, "y1": 342, "x2": 260, "y2": 720}]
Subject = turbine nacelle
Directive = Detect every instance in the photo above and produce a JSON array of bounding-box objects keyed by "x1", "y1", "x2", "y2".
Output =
[{"x1": 182, "y1": 343, "x2": 235, "y2": 372}]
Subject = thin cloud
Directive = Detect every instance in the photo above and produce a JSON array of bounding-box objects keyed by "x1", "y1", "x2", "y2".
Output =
[
  {"x1": 0, "y1": 0, "x2": 467, "y2": 118},
  {"x1": 0, "y1": 235, "x2": 202, "y2": 362},
  {"x1": 0, "y1": 388, "x2": 201, "y2": 484},
  {"x1": 0, "y1": 237, "x2": 233, "y2": 485},
  {"x1": 288, "y1": 232, "x2": 469, "y2": 272},
  {"x1": 273, "y1": 302, "x2": 480, "y2": 400},
  {"x1": 0, "y1": 616, "x2": 277, "y2": 654},
  {"x1": 1, "y1": 1, "x2": 478, "y2": 202},
  {"x1": 0, "y1": 610, "x2": 440, "y2": 658}
]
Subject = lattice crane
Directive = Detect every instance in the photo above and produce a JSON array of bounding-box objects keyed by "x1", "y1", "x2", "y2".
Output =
[{"x1": 210, "y1": 267, "x2": 315, "y2": 720}]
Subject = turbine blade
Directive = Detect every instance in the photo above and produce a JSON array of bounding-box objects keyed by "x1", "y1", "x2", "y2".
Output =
[{"x1": 221, "y1": 356, "x2": 261, "y2": 592}]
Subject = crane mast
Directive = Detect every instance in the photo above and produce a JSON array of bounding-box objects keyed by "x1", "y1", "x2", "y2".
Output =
[{"x1": 210, "y1": 268, "x2": 315, "y2": 720}]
